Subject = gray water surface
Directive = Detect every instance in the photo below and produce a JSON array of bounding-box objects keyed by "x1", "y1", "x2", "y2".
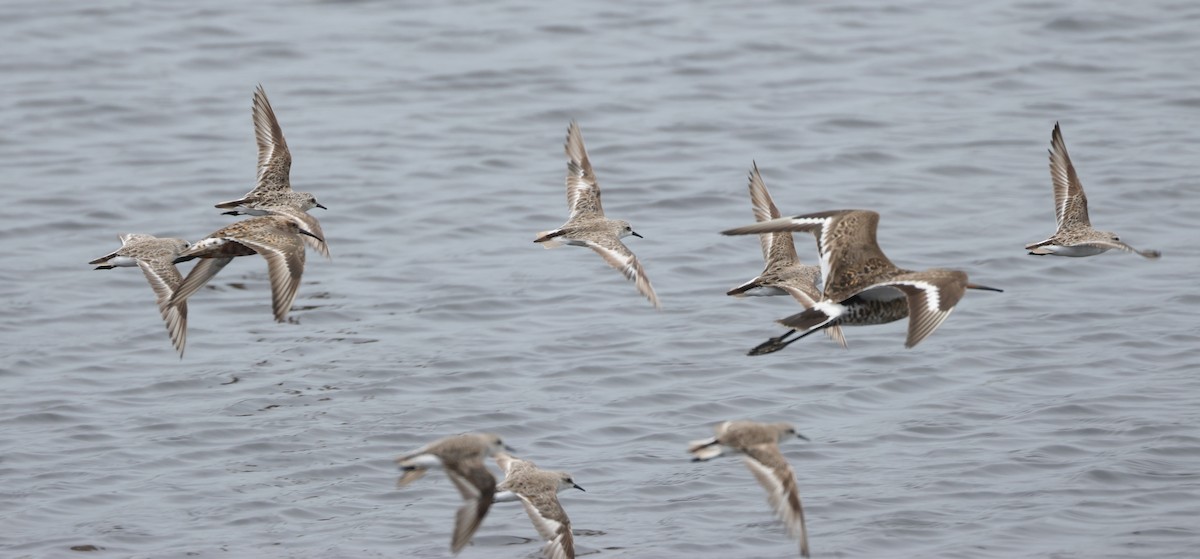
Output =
[{"x1": 2, "y1": 1, "x2": 1199, "y2": 557}]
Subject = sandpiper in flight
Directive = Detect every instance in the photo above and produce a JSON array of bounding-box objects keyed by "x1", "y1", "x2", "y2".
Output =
[
  {"x1": 396, "y1": 433, "x2": 512, "y2": 554},
  {"x1": 1025, "y1": 122, "x2": 1160, "y2": 258},
  {"x1": 90, "y1": 234, "x2": 191, "y2": 357},
  {"x1": 690, "y1": 420, "x2": 811, "y2": 558},
  {"x1": 494, "y1": 453, "x2": 584, "y2": 559},
  {"x1": 534, "y1": 121, "x2": 661, "y2": 309}
]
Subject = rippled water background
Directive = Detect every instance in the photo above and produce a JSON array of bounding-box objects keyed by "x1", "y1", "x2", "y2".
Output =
[{"x1": 2, "y1": 1, "x2": 1199, "y2": 557}]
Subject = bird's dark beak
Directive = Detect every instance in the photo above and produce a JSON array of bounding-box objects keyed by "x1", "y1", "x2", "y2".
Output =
[
  {"x1": 966, "y1": 283, "x2": 1003, "y2": 293},
  {"x1": 631, "y1": 231, "x2": 643, "y2": 238},
  {"x1": 796, "y1": 433, "x2": 810, "y2": 441},
  {"x1": 574, "y1": 484, "x2": 585, "y2": 492},
  {"x1": 315, "y1": 203, "x2": 327, "y2": 210},
  {"x1": 504, "y1": 444, "x2": 516, "y2": 453},
  {"x1": 299, "y1": 229, "x2": 325, "y2": 242}
]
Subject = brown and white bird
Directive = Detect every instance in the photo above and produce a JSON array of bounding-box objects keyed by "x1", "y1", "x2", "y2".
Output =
[
  {"x1": 534, "y1": 121, "x2": 660, "y2": 309},
  {"x1": 493, "y1": 453, "x2": 584, "y2": 559},
  {"x1": 169, "y1": 215, "x2": 322, "y2": 323},
  {"x1": 90, "y1": 234, "x2": 190, "y2": 357},
  {"x1": 396, "y1": 433, "x2": 512, "y2": 554},
  {"x1": 214, "y1": 85, "x2": 329, "y2": 258},
  {"x1": 1025, "y1": 122, "x2": 1160, "y2": 258},
  {"x1": 723, "y1": 209, "x2": 1002, "y2": 351},
  {"x1": 690, "y1": 420, "x2": 811, "y2": 558},
  {"x1": 727, "y1": 163, "x2": 846, "y2": 348}
]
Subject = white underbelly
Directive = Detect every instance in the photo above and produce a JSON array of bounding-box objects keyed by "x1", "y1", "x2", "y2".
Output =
[
  {"x1": 739, "y1": 286, "x2": 790, "y2": 297},
  {"x1": 1040, "y1": 244, "x2": 1109, "y2": 257},
  {"x1": 108, "y1": 255, "x2": 139, "y2": 267}
]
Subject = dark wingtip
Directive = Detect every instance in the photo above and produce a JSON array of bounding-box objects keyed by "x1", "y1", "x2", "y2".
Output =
[
  {"x1": 747, "y1": 339, "x2": 784, "y2": 356},
  {"x1": 726, "y1": 280, "x2": 759, "y2": 297}
]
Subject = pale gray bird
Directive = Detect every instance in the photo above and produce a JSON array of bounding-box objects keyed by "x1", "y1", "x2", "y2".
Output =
[
  {"x1": 214, "y1": 85, "x2": 329, "y2": 258},
  {"x1": 396, "y1": 433, "x2": 512, "y2": 554},
  {"x1": 1025, "y1": 122, "x2": 1160, "y2": 258},
  {"x1": 690, "y1": 420, "x2": 811, "y2": 558},
  {"x1": 494, "y1": 453, "x2": 584, "y2": 559},
  {"x1": 90, "y1": 234, "x2": 191, "y2": 357},
  {"x1": 534, "y1": 121, "x2": 660, "y2": 309}
]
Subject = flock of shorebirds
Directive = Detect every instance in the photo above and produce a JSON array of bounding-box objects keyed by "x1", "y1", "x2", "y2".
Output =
[
  {"x1": 90, "y1": 86, "x2": 1162, "y2": 558},
  {"x1": 90, "y1": 86, "x2": 328, "y2": 357}
]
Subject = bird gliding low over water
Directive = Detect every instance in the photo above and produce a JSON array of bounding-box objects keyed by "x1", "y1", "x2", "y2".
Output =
[{"x1": 723, "y1": 209, "x2": 1003, "y2": 352}]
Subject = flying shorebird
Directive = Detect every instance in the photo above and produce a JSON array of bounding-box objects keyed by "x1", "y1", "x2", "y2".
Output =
[
  {"x1": 494, "y1": 453, "x2": 585, "y2": 559},
  {"x1": 396, "y1": 433, "x2": 512, "y2": 554},
  {"x1": 214, "y1": 85, "x2": 329, "y2": 258},
  {"x1": 727, "y1": 163, "x2": 846, "y2": 348},
  {"x1": 90, "y1": 234, "x2": 190, "y2": 357},
  {"x1": 1025, "y1": 122, "x2": 1160, "y2": 259},
  {"x1": 722, "y1": 209, "x2": 1002, "y2": 352},
  {"x1": 169, "y1": 215, "x2": 322, "y2": 323},
  {"x1": 690, "y1": 420, "x2": 811, "y2": 558},
  {"x1": 534, "y1": 121, "x2": 661, "y2": 309}
]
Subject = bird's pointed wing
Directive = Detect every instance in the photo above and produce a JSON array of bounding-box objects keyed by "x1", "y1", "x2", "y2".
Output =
[
  {"x1": 584, "y1": 238, "x2": 661, "y2": 309},
  {"x1": 872, "y1": 271, "x2": 969, "y2": 348},
  {"x1": 137, "y1": 258, "x2": 183, "y2": 305},
  {"x1": 445, "y1": 461, "x2": 496, "y2": 554},
  {"x1": 233, "y1": 234, "x2": 306, "y2": 323},
  {"x1": 252, "y1": 84, "x2": 292, "y2": 194},
  {"x1": 171, "y1": 257, "x2": 234, "y2": 307},
  {"x1": 516, "y1": 493, "x2": 575, "y2": 559},
  {"x1": 742, "y1": 444, "x2": 809, "y2": 558},
  {"x1": 1049, "y1": 123, "x2": 1090, "y2": 230},
  {"x1": 1076, "y1": 238, "x2": 1161, "y2": 259},
  {"x1": 746, "y1": 163, "x2": 799, "y2": 266},
  {"x1": 564, "y1": 121, "x2": 603, "y2": 219},
  {"x1": 137, "y1": 259, "x2": 187, "y2": 357}
]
